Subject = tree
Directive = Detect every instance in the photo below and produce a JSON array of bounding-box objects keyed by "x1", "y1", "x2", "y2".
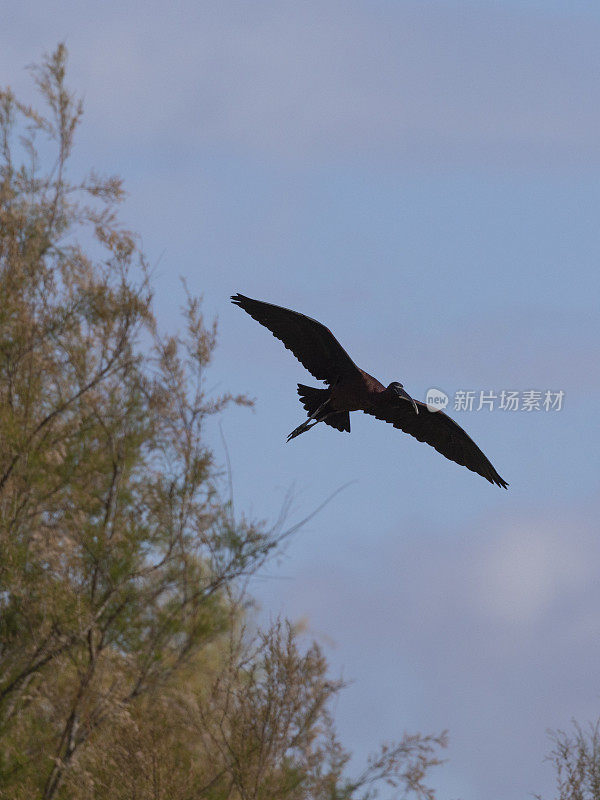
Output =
[
  {"x1": 0, "y1": 45, "x2": 446, "y2": 799},
  {"x1": 536, "y1": 722, "x2": 600, "y2": 800}
]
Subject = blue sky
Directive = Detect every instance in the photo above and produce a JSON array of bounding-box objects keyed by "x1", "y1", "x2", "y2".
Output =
[{"x1": 3, "y1": 3, "x2": 600, "y2": 798}]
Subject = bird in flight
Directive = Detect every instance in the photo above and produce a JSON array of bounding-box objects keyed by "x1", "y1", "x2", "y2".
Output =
[{"x1": 231, "y1": 293, "x2": 508, "y2": 488}]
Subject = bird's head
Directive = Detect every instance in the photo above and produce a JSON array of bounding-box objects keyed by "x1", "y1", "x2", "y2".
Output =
[{"x1": 388, "y1": 382, "x2": 419, "y2": 414}]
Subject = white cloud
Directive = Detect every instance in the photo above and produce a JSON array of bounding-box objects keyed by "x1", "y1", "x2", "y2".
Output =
[
  {"x1": 255, "y1": 503, "x2": 600, "y2": 799},
  {"x1": 476, "y1": 520, "x2": 594, "y2": 625}
]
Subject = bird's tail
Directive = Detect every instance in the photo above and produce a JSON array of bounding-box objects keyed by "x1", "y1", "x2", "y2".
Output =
[
  {"x1": 297, "y1": 384, "x2": 330, "y2": 418},
  {"x1": 291, "y1": 384, "x2": 350, "y2": 439}
]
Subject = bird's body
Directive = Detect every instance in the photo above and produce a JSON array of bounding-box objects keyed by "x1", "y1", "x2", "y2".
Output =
[
  {"x1": 231, "y1": 293, "x2": 508, "y2": 488},
  {"x1": 330, "y1": 369, "x2": 385, "y2": 411}
]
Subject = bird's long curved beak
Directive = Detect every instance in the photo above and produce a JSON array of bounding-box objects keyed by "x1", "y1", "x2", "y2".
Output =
[{"x1": 398, "y1": 387, "x2": 419, "y2": 414}]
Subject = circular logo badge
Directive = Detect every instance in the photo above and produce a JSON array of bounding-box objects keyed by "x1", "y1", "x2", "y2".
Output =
[{"x1": 425, "y1": 388, "x2": 448, "y2": 412}]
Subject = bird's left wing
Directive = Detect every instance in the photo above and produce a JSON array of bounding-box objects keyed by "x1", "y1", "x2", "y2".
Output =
[
  {"x1": 364, "y1": 401, "x2": 508, "y2": 488},
  {"x1": 231, "y1": 293, "x2": 360, "y2": 385}
]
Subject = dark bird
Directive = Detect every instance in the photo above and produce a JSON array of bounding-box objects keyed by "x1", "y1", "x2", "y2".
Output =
[{"x1": 231, "y1": 293, "x2": 508, "y2": 488}]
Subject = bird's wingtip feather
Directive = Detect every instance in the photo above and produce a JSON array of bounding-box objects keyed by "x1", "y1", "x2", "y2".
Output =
[{"x1": 231, "y1": 293, "x2": 249, "y2": 308}]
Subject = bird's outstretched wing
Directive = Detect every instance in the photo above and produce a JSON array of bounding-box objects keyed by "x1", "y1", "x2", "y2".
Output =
[
  {"x1": 364, "y1": 401, "x2": 508, "y2": 488},
  {"x1": 231, "y1": 293, "x2": 360, "y2": 385}
]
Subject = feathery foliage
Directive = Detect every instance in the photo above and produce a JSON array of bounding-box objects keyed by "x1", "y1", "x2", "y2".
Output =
[
  {"x1": 536, "y1": 722, "x2": 600, "y2": 800},
  {"x1": 0, "y1": 45, "x2": 446, "y2": 800}
]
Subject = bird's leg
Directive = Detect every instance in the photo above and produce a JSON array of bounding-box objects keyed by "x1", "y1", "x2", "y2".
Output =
[
  {"x1": 286, "y1": 400, "x2": 331, "y2": 443},
  {"x1": 286, "y1": 418, "x2": 320, "y2": 442}
]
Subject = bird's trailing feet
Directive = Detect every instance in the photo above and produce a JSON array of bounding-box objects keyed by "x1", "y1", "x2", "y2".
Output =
[
  {"x1": 287, "y1": 418, "x2": 320, "y2": 442},
  {"x1": 287, "y1": 399, "x2": 331, "y2": 442}
]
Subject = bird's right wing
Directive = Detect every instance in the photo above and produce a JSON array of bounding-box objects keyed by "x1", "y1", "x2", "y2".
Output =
[
  {"x1": 231, "y1": 293, "x2": 360, "y2": 385},
  {"x1": 364, "y1": 400, "x2": 508, "y2": 488}
]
